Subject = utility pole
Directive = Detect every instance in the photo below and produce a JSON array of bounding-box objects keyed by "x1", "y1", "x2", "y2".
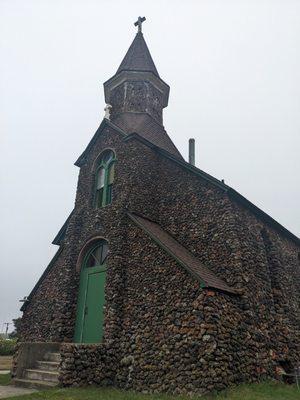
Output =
[{"x1": 4, "y1": 322, "x2": 11, "y2": 339}]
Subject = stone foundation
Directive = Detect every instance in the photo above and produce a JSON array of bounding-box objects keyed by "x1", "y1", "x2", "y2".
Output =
[{"x1": 59, "y1": 343, "x2": 117, "y2": 387}]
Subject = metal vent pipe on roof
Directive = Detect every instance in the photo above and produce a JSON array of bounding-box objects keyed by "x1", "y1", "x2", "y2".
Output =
[{"x1": 189, "y1": 138, "x2": 195, "y2": 166}]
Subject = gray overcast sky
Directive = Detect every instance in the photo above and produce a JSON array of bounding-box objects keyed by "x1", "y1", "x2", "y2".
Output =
[{"x1": 1, "y1": 0, "x2": 299, "y2": 332}]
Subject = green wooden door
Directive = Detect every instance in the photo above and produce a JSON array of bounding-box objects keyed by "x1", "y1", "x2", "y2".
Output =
[{"x1": 74, "y1": 241, "x2": 108, "y2": 343}]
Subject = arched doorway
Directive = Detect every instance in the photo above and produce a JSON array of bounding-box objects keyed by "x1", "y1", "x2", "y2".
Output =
[{"x1": 74, "y1": 239, "x2": 108, "y2": 343}]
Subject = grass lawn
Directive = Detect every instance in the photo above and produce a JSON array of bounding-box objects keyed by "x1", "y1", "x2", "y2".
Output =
[
  {"x1": 0, "y1": 375, "x2": 298, "y2": 400},
  {"x1": 0, "y1": 373, "x2": 11, "y2": 385},
  {"x1": 0, "y1": 356, "x2": 12, "y2": 370}
]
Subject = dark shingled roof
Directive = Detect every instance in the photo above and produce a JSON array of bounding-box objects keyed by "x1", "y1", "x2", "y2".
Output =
[
  {"x1": 75, "y1": 117, "x2": 183, "y2": 167},
  {"x1": 128, "y1": 212, "x2": 238, "y2": 295},
  {"x1": 117, "y1": 32, "x2": 159, "y2": 77},
  {"x1": 112, "y1": 113, "x2": 183, "y2": 160}
]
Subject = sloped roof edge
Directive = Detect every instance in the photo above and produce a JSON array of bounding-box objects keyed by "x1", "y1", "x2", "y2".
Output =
[
  {"x1": 128, "y1": 212, "x2": 238, "y2": 295},
  {"x1": 227, "y1": 188, "x2": 300, "y2": 245},
  {"x1": 124, "y1": 133, "x2": 300, "y2": 246},
  {"x1": 75, "y1": 115, "x2": 182, "y2": 167},
  {"x1": 123, "y1": 133, "x2": 232, "y2": 190},
  {"x1": 20, "y1": 246, "x2": 64, "y2": 311},
  {"x1": 52, "y1": 210, "x2": 74, "y2": 245},
  {"x1": 74, "y1": 119, "x2": 127, "y2": 167}
]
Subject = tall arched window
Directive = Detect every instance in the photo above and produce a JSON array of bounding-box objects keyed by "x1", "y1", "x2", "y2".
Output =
[{"x1": 94, "y1": 150, "x2": 116, "y2": 208}]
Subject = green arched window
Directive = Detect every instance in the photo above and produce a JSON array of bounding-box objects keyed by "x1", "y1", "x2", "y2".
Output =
[
  {"x1": 94, "y1": 150, "x2": 116, "y2": 208},
  {"x1": 83, "y1": 240, "x2": 108, "y2": 269}
]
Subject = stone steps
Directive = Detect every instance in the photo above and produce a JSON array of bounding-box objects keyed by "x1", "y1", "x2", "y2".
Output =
[
  {"x1": 12, "y1": 350, "x2": 61, "y2": 390},
  {"x1": 24, "y1": 369, "x2": 59, "y2": 383},
  {"x1": 13, "y1": 378, "x2": 58, "y2": 390},
  {"x1": 44, "y1": 352, "x2": 61, "y2": 363},
  {"x1": 36, "y1": 361, "x2": 60, "y2": 372}
]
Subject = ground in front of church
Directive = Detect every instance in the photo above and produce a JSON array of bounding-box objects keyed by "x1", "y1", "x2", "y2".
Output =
[{"x1": 0, "y1": 374, "x2": 299, "y2": 400}]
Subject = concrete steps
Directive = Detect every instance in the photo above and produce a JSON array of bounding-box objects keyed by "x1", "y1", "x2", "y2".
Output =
[
  {"x1": 36, "y1": 361, "x2": 60, "y2": 372},
  {"x1": 13, "y1": 351, "x2": 61, "y2": 390},
  {"x1": 13, "y1": 378, "x2": 58, "y2": 390},
  {"x1": 24, "y1": 369, "x2": 58, "y2": 383},
  {"x1": 44, "y1": 353, "x2": 61, "y2": 363}
]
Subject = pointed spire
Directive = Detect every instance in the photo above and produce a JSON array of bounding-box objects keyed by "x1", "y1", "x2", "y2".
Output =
[
  {"x1": 102, "y1": 20, "x2": 182, "y2": 159},
  {"x1": 116, "y1": 32, "x2": 159, "y2": 77},
  {"x1": 104, "y1": 27, "x2": 170, "y2": 124}
]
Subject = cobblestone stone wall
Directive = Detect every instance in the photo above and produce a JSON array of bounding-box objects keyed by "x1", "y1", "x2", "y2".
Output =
[
  {"x1": 59, "y1": 343, "x2": 116, "y2": 387},
  {"x1": 19, "y1": 124, "x2": 300, "y2": 394},
  {"x1": 19, "y1": 248, "x2": 76, "y2": 342}
]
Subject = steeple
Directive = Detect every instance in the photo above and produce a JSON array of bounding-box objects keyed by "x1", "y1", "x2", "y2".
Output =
[
  {"x1": 116, "y1": 31, "x2": 159, "y2": 77},
  {"x1": 103, "y1": 18, "x2": 182, "y2": 159},
  {"x1": 103, "y1": 18, "x2": 170, "y2": 126}
]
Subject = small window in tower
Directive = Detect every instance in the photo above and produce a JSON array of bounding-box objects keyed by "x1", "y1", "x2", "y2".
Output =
[{"x1": 94, "y1": 150, "x2": 116, "y2": 208}]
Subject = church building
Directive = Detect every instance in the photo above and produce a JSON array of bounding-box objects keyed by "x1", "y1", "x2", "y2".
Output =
[{"x1": 13, "y1": 18, "x2": 300, "y2": 394}]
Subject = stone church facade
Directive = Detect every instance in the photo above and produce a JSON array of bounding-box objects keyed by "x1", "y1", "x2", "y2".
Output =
[{"x1": 14, "y1": 23, "x2": 300, "y2": 394}]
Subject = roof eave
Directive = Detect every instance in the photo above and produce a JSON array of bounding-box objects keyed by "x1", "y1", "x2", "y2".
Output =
[
  {"x1": 74, "y1": 119, "x2": 127, "y2": 167},
  {"x1": 128, "y1": 212, "x2": 238, "y2": 296},
  {"x1": 124, "y1": 133, "x2": 300, "y2": 246},
  {"x1": 103, "y1": 70, "x2": 170, "y2": 108},
  {"x1": 20, "y1": 246, "x2": 64, "y2": 311},
  {"x1": 52, "y1": 210, "x2": 74, "y2": 245},
  {"x1": 228, "y1": 189, "x2": 300, "y2": 245},
  {"x1": 124, "y1": 133, "x2": 229, "y2": 190}
]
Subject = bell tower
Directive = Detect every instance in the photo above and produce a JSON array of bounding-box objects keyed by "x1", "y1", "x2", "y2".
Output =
[{"x1": 103, "y1": 17, "x2": 170, "y2": 125}]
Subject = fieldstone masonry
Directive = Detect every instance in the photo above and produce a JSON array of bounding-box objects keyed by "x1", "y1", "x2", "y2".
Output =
[
  {"x1": 109, "y1": 81, "x2": 164, "y2": 124},
  {"x1": 17, "y1": 26, "x2": 300, "y2": 395}
]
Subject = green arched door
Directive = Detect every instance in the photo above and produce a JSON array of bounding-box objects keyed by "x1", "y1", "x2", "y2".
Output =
[{"x1": 74, "y1": 241, "x2": 108, "y2": 343}]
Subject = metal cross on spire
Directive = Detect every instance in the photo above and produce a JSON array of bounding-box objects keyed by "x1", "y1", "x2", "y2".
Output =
[{"x1": 134, "y1": 16, "x2": 146, "y2": 33}]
